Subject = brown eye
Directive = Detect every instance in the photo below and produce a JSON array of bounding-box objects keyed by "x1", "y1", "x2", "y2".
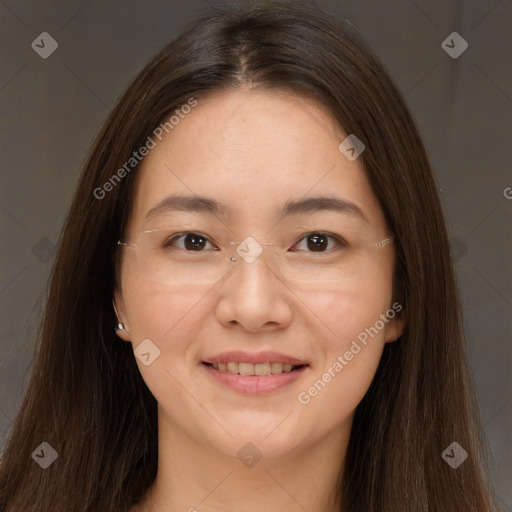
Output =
[
  {"x1": 164, "y1": 232, "x2": 215, "y2": 251},
  {"x1": 184, "y1": 233, "x2": 207, "y2": 250},
  {"x1": 291, "y1": 232, "x2": 346, "y2": 253},
  {"x1": 305, "y1": 233, "x2": 328, "y2": 252}
]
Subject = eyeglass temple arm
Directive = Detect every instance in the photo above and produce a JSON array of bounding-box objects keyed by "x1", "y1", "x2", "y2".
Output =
[{"x1": 117, "y1": 240, "x2": 137, "y2": 248}]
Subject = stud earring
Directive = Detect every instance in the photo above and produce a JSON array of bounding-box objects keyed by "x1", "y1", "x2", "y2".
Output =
[{"x1": 112, "y1": 301, "x2": 125, "y2": 332}]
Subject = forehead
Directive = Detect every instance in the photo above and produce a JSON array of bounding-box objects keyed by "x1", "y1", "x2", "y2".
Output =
[{"x1": 128, "y1": 89, "x2": 386, "y2": 232}]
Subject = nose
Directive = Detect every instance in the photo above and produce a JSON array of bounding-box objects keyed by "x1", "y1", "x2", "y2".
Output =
[{"x1": 214, "y1": 248, "x2": 293, "y2": 332}]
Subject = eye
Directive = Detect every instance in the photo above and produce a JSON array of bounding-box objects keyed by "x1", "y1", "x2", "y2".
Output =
[
  {"x1": 163, "y1": 232, "x2": 217, "y2": 251},
  {"x1": 290, "y1": 232, "x2": 347, "y2": 253}
]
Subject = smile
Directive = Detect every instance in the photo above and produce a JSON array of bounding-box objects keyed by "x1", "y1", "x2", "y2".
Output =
[{"x1": 201, "y1": 361, "x2": 309, "y2": 394}]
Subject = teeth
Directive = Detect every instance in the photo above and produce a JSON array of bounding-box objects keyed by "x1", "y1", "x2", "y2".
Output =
[
  {"x1": 270, "y1": 362, "x2": 283, "y2": 374},
  {"x1": 255, "y1": 363, "x2": 271, "y2": 376},
  {"x1": 211, "y1": 361, "x2": 299, "y2": 375},
  {"x1": 227, "y1": 362, "x2": 239, "y2": 374},
  {"x1": 238, "y1": 362, "x2": 254, "y2": 375}
]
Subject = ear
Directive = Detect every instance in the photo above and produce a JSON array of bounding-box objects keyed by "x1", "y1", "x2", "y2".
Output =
[
  {"x1": 384, "y1": 313, "x2": 406, "y2": 343},
  {"x1": 113, "y1": 288, "x2": 131, "y2": 342}
]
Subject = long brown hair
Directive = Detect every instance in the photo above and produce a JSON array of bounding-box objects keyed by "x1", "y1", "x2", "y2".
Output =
[{"x1": 0, "y1": 1, "x2": 496, "y2": 510}]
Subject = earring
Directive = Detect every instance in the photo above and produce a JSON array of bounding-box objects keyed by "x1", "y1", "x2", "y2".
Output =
[{"x1": 112, "y1": 301, "x2": 125, "y2": 331}]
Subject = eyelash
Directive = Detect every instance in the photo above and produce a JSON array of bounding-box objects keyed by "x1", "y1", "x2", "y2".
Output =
[{"x1": 163, "y1": 231, "x2": 348, "y2": 253}]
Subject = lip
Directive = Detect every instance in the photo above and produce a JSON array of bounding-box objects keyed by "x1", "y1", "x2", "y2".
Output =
[
  {"x1": 202, "y1": 362, "x2": 309, "y2": 395},
  {"x1": 203, "y1": 350, "x2": 308, "y2": 366}
]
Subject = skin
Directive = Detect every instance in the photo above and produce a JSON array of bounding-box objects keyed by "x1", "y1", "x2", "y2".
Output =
[{"x1": 115, "y1": 88, "x2": 405, "y2": 512}]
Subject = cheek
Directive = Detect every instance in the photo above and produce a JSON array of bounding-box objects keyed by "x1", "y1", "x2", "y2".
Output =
[
  {"x1": 122, "y1": 271, "x2": 208, "y2": 350},
  {"x1": 296, "y1": 280, "x2": 392, "y2": 416},
  {"x1": 303, "y1": 278, "x2": 393, "y2": 347},
  {"x1": 121, "y1": 280, "x2": 211, "y2": 412}
]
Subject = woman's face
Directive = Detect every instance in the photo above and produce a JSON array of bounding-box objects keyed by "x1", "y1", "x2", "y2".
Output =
[{"x1": 115, "y1": 89, "x2": 404, "y2": 459}]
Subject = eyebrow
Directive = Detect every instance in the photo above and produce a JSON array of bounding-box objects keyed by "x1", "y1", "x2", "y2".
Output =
[{"x1": 144, "y1": 194, "x2": 369, "y2": 223}]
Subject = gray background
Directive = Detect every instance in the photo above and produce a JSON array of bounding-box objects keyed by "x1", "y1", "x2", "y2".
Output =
[{"x1": 1, "y1": 0, "x2": 511, "y2": 509}]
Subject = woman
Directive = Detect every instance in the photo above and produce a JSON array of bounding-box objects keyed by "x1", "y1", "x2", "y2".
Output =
[{"x1": 0, "y1": 2, "x2": 496, "y2": 510}]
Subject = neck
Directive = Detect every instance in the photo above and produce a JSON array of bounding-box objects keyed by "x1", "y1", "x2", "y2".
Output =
[{"x1": 140, "y1": 408, "x2": 351, "y2": 512}]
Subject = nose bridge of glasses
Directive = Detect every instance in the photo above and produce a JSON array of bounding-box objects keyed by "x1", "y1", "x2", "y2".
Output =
[
  {"x1": 229, "y1": 237, "x2": 279, "y2": 266},
  {"x1": 223, "y1": 238, "x2": 294, "y2": 288}
]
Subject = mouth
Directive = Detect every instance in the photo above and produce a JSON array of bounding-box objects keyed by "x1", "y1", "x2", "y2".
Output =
[{"x1": 201, "y1": 352, "x2": 309, "y2": 394}]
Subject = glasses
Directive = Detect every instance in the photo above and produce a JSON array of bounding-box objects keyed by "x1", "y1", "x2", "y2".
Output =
[{"x1": 117, "y1": 226, "x2": 393, "y2": 285}]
